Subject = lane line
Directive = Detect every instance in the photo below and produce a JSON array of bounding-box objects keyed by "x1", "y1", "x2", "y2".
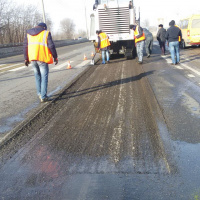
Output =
[
  {"x1": 52, "y1": 61, "x2": 74, "y2": 70},
  {"x1": 166, "y1": 59, "x2": 172, "y2": 64},
  {"x1": 181, "y1": 63, "x2": 200, "y2": 76},
  {"x1": 9, "y1": 66, "x2": 26, "y2": 71},
  {"x1": 74, "y1": 60, "x2": 91, "y2": 69},
  {"x1": 0, "y1": 64, "x2": 6, "y2": 67},
  {"x1": 164, "y1": 56, "x2": 200, "y2": 77},
  {"x1": 0, "y1": 63, "x2": 23, "y2": 71},
  {"x1": 175, "y1": 65, "x2": 183, "y2": 69},
  {"x1": 188, "y1": 74, "x2": 195, "y2": 78}
]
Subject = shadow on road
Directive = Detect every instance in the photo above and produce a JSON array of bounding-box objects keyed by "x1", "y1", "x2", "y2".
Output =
[{"x1": 59, "y1": 70, "x2": 155, "y2": 100}]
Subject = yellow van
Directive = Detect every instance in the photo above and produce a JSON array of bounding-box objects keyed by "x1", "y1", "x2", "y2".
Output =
[{"x1": 179, "y1": 14, "x2": 200, "y2": 48}]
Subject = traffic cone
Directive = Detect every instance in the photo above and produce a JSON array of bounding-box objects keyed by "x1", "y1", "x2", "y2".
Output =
[
  {"x1": 67, "y1": 61, "x2": 72, "y2": 69},
  {"x1": 91, "y1": 52, "x2": 94, "y2": 57},
  {"x1": 83, "y1": 54, "x2": 87, "y2": 60}
]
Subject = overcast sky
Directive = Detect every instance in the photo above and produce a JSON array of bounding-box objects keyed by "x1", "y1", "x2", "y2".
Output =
[{"x1": 14, "y1": 0, "x2": 200, "y2": 32}]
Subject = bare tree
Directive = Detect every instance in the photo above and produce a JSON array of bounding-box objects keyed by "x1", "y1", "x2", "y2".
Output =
[
  {"x1": 60, "y1": 18, "x2": 76, "y2": 39},
  {"x1": 0, "y1": 1, "x2": 53, "y2": 44},
  {"x1": 76, "y1": 29, "x2": 87, "y2": 38}
]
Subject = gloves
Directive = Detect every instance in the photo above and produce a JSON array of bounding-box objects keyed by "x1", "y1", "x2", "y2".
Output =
[
  {"x1": 54, "y1": 58, "x2": 58, "y2": 65},
  {"x1": 25, "y1": 60, "x2": 29, "y2": 67}
]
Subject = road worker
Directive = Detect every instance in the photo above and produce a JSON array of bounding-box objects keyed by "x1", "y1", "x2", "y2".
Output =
[
  {"x1": 143, "y1": 28, "x2": 153, "y2": 58},
  {"x1": 23, "y1": 22, "x2": 58, "y2": 103},
  {"x1": 96, "y1": 30, "x2": 111, "y2": 64},
  {"x1": 175, "y1": 24, "x2": 182, "y2": 45},
  {"x1": 157, "y1": 24, "x2": 167, "y2": 55},
  {"x1": 165, "y1": 20, "x2": 182, "y2": 65},
  {"x1": 130, "y1": 24, "x2": 146, "y2": 64}
]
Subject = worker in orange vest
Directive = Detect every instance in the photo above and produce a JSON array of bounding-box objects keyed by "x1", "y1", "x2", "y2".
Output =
[
  {"x1": 130, "y1": 24, "x2": 146, "y2": 64},
  {"x1": 23, "y1": 22, "x2": 58, "y2": 103},
  {"x1": 96, "y1": 30, "x2": 111, "y2": 64}
]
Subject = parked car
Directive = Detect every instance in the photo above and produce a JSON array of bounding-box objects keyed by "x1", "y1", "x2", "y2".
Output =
[
  {"x1": 179, "y1": 14, "x2": 200, "y2": 48},
  {"x1": 78, "y1": 37, "x2": 82, "y2": 40}
]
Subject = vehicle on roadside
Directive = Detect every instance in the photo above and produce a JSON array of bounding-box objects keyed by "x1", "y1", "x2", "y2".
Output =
[
  {"x1": 179, "y1": 14, "x2": 200, "y2": 48},
  {"x1": 88, "y1": 0, "x2": 139, "y2": 59},
  {"x1": 78, "y1": 37, "x2": 82, "y2": 40}
]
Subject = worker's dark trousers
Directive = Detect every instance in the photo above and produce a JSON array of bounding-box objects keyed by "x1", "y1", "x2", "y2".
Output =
[{"x1": 145, "y1": 37, "x2": 153, "y2": 55}]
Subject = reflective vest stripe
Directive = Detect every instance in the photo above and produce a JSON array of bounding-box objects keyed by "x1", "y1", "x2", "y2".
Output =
[
  {"x1": 28, "y1": 31, "x2": 48, "y2": 46},
  {"x1": 27, "y1": 30, "x2": 53, "y2": 64}
]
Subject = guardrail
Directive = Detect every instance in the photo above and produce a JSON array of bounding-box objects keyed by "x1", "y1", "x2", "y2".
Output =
[{"x1": 0, "y1": 38, "x2": 89, "y2": 59}]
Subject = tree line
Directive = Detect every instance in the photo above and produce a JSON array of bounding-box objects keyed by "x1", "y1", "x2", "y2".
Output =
[{"x1": 0, "y1": 0, "x2": 86, "y2": 45}]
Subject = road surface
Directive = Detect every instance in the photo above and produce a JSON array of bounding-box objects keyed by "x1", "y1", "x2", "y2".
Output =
[{"x1": 0, "y1": 42, "x2": 200, "y2": 199}]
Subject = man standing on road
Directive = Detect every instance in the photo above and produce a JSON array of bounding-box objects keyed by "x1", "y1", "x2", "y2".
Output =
[
  {"x1": 96, "y1": 30, "x2": 111, "y2": 64},
  {"x1": 165, "y1": 20, "x2": 182, "y2": 65},
  {"x1": 143, "y1": 28, "x2": 153, "y2": 58},
  {"x1": 130, "y1": 24, "x2": 146, "y2": 64},
  {"x1": 23, "y1": 22, "x2": 58, "y2": 103},
  {"x1": 157, "y1": 24, "x2": 166, "y2": 55}
]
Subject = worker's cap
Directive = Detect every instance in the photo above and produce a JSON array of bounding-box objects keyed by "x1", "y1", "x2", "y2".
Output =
[
  {"x1": 38, "y1": 22, "x2": 47, "y2": 30},
  {"x1": 158, "y1": 24, "x2": 163, "y2": 27},
  {"x1": 169, "y1": 20, "x2": 175, "y2": 26},
  {"x1": 130, "y1": 24, "x2": 136, "y2": 30}
]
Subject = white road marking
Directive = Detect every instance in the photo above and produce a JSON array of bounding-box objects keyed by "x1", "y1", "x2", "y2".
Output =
[
  {"x1": 188, "y1": 74, "x2": 195, "y2": 78},
  {"x1": 181, "y1": 63, "x2": 200, "y2": 76},
  {"x1": 74, "y1": 60, "x2": 90, "y2": 69},
  {"x1": 52, "y1": 61, "x2": 74, "y2": 70},
  {"x1": 0, "y1": 64, "x2": 6, "y2": 67},
  {"x1": 166, "y1": 59, "x2": 172, "y2": 64},
  {"x1": 164, "y1": 56, "x2": 200, "y2": 77},
  {"x1": 175, "y1": 65, "x2": 183, "y2": 69},
  {"x1": 0, "y1": 63, "x2": 23, "y2": 71},
  {"x1": 9, "y1": 66, "x2": 26, "y2": 71}
]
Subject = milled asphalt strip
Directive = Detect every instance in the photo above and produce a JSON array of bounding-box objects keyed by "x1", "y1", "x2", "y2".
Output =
[
  {"x1": 0, "y1": 57, "x2": 99, "y2": 148},
  {"x1": 140, "y1": 64, "x2": 176, "y2": 174}
]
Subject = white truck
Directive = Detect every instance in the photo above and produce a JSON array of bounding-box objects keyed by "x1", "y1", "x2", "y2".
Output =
[{"x1": 89, "y1": 0, "x2": 139, "y2": 59}]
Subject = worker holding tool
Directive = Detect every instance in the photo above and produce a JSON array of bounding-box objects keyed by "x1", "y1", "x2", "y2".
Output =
[{"x1": 96, "y1": 30, "x2": 111, "y2": 64}]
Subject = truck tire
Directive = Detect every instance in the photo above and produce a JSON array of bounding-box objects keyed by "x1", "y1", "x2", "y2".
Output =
[{"x1": 181, "y1": 40, "x2": 186, "y2": 49}]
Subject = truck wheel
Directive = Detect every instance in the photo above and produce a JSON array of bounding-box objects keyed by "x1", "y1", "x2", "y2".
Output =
[
  {"x1": 181, "y1": 41, "x2": 186, "y2": 49},
  {"x1": 132, "y1": 48, "x2": 137, "y2": 59}
]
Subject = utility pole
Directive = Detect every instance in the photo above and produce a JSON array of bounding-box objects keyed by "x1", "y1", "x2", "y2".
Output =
[
  {"x1": 41, "y1": 0, "x2": 46, "y2": 23},
  {"x1": 84, "y1": 0, "x2": 88, "y2": 38}
]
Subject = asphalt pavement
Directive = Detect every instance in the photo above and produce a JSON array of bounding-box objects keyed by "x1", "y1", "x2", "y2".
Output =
[{"x1": 0, "y1": 43, "x2": 200, "y2": 199}]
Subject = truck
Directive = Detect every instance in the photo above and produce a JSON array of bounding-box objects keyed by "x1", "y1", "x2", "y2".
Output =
[{"x1": 88, "y1": 0, "x2": 139, "y2": 59}]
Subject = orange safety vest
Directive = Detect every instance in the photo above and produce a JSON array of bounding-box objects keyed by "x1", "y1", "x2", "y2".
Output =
[
  {"x1": 99, "y1": 32, "x2": 110, "y2": 49},
  {"x1": 134, "y1": 26, "x2": 145, "y2": 43},
  {"x1": 27, "y1": 30, "x2": 53, "y2": 64},
  {"x1": 175, "y1": 25, "x2": 181, "y2": 42}
]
